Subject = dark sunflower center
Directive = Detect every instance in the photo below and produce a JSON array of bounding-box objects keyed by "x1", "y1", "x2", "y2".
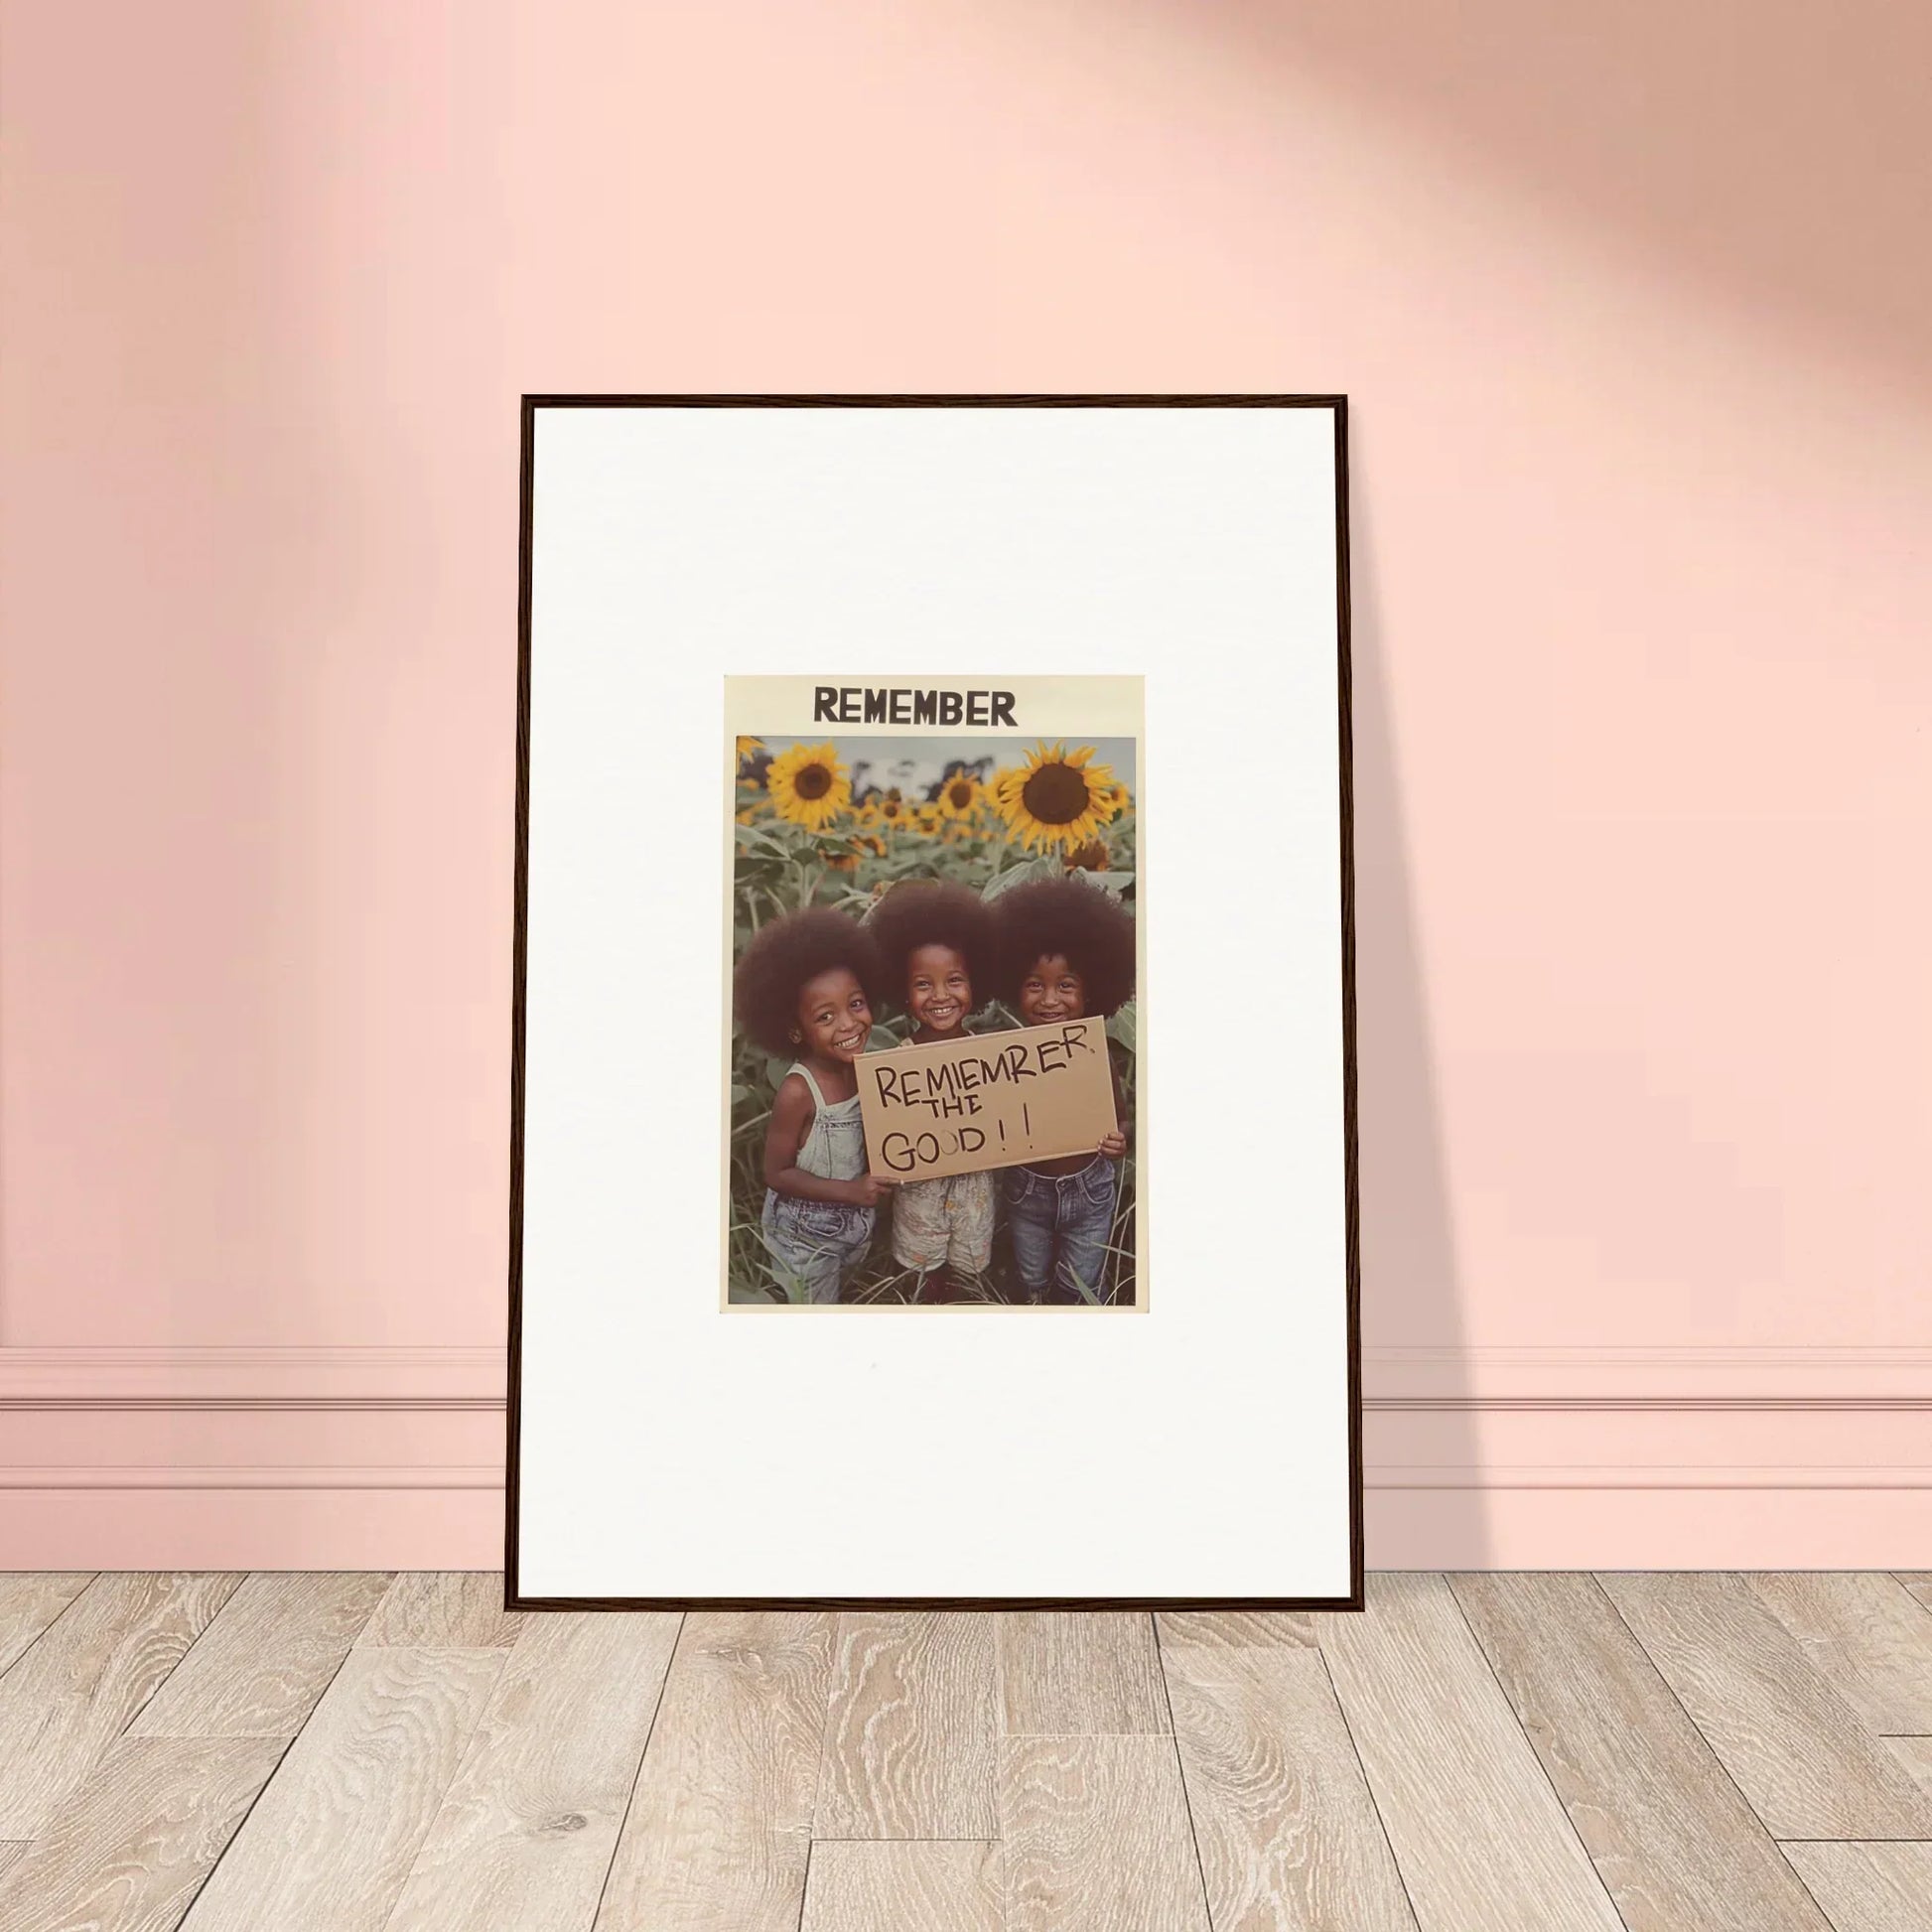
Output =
[
  {"x1": 794, "y1": 763, "x2": 832, "y2": 800},
  {"x1": 1021, "y1": 762, "x2": 1091, "y2": 826},
  {"x1": 947, "y1": 780, "x2": 974, "y2": 808}
]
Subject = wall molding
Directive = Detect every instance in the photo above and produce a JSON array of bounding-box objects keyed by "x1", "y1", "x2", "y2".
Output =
[
  {"x1": 0, "y1": 1346, "x2": 504, "y2": 1410},
  {"x1": 4, "y1": 1344, "x2": 1929, "y2": 1412},
  {"x1": 0, "y1": 1463, "x2": 502, "y2": 1489},
  {"x1": 1367, "y1": 1464, "x2": 1932, "y2": 1489},
  {"x1": 3, "y1": 1464, "x2": 1928, "y2": 1492},
  {"x1": 1363, "y1": 1345, "x2": 1932, "y2": 1410},
  {"x1": 2, "y1": 1345, "x2": 1927, "y2": 1564}
]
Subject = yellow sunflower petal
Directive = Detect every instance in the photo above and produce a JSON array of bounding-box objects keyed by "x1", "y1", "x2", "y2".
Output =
[
  {"x1": 765, "y1": 741, "x2": 852, "y2": 831},
  {"x1": 985, "y1": 741, "x2": 1125, "y2": 853}
]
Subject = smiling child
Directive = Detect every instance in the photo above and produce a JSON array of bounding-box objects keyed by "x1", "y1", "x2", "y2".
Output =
[
  {"x1": 994, "y1": 877, "x2": 1136, "y2": 1305},
  {"x1": 733, "y1": 907, "x2": 895, "y2": 1304},
  {"x1": 867, "y1": 880, "x2": 1000, "y2": 1304}
]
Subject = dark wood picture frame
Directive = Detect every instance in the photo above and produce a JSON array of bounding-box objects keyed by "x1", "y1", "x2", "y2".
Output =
[{"x1": 505, "y1": 394, "x2": 1361, "y2": 1612}]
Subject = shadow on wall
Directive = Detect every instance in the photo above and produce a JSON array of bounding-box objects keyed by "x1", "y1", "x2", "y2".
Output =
[
  {"x1": 1209, "y1": 0, "x2": 1932, "y2": 403},
  {"x1": 1347, "y1": 457, "x2": 1489, "y2": 1566}
]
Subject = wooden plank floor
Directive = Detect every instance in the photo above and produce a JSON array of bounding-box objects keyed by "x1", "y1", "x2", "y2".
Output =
[{"x1": 0, "y1": 1574, "x2": 1927, "y2": 1930}]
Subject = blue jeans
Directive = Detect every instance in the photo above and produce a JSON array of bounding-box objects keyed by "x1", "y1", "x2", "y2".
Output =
[
  {"x1": 1003, "y1": 1158, "x2": 1119, "y2": 1305},
  {"x1": 761, "y1": 1191, "x2": 875, "y2": 1305}
]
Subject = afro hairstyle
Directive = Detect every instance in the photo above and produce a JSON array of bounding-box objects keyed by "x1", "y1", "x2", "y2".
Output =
[
  {"x1": 994, "y1": 876, "x2": 1137, "y2": 1019},
  {"x1": 865, "y1": 879, "x2": 1000, "y2": 1016},
  {"x1": 732, "y1": 905, "x2": 886, "y2": 1057}
]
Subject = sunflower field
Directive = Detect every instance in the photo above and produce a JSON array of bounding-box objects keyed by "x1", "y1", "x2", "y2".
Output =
[{"x1": 730, "y1": 738, "x2": 1139, "y2": 1306}]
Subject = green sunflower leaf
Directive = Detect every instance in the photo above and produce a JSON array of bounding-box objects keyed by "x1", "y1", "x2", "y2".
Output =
[{"x1": 979, "y1": 856, "x2": 1061, "y2": 901}]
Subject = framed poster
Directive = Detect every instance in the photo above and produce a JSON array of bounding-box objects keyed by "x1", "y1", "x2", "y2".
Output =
[{"x1": 509, "y1": 396, "x2": 1359, "y2": 1607}]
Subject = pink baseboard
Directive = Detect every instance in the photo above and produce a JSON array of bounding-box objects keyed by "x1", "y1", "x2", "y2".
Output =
[
  {"x1": 4, "y1": 1485, "x2": 1927, "y2": 1573},
  {"x1": 0, "y1": 1488, "x2": 507, "y2": 1571},
  {"x1": 2, "y1": 1345, "x2": 1927, "y2": 1570},
  {"x1": 1368, "y1": 1489, "x2": 1932, "y2": 1570}
]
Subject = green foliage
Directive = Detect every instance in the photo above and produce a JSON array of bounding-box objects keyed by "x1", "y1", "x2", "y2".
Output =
[
  {"x1": 727, "y1": 794, "x2": 1139, "y2": 1305},
  {"x1": 978, "y1": 854, "x2": 1062, "y2": 900}
]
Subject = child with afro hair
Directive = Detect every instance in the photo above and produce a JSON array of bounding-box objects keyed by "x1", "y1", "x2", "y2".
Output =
[
  {"x1": 994, "y1": 877, "x2": 1136, "y2": 1305},
  {"x1": 733, "y1": 906, "x2": 896, "y2": 1304},
  {"x1": 867, "y1": 880, "x2": 1001, "y2": 1304}
]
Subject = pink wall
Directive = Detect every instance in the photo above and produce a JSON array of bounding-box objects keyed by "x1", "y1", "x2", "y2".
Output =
[{"x1": 3, "y1": 0, "x2": 1928, "y2": 1566}]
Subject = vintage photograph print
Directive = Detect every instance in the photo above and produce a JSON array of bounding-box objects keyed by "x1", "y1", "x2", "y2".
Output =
[{"x1": 725, "y1": 675, "x2": 1145, "y2": 1310}]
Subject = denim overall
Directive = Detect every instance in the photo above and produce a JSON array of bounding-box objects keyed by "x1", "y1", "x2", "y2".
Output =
[{"x1": 760, "y1": 1063, "x2": 874, "y2": 1304}]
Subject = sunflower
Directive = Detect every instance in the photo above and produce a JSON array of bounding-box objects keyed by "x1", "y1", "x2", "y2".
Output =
[
  {"x1": 989, "y1": 742, "x2": 1122, "y2": 853},
  {"x1": 854, "y1": 801, "x2": 882, "y2": 830},
  {"x1": 913, "y1": 801, "x2": 944, "y2": 835},
  {"x1": 1065, "y1": 838, "x2": 1111, "y2": 873},
  {"x1": 850, "y1": 831, "x2": 888, "y2": 859},
  {"x1": 934, "y1": 771, "x2": 983, "y2": 820},
  {"x1": 873, "y1": 787, "x2": 910, "y2": 829},
  {"x1": 765, "y1": 742, "x2": 851, "y2": 831}
]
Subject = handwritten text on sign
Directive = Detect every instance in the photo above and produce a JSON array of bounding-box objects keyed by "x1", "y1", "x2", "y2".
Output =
[{"x1": 856, "y1": 1019, "x2": 1117, "y2": 1180}]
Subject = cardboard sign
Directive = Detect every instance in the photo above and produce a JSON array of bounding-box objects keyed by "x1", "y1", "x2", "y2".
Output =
[{"x1": 856, "y1": 1019, "x2": 1117, "y2": 1181}]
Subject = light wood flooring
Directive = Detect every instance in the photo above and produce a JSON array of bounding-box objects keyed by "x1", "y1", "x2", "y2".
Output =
[{"x1": 0, "y1": 1572, "x2": 1928, "y2": 1929}]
